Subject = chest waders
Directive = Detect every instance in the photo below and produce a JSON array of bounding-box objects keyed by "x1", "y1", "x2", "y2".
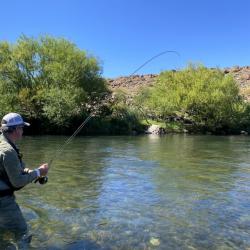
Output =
[{"x1": 0, "y1": 136, "x2": 25, "y2": 197}]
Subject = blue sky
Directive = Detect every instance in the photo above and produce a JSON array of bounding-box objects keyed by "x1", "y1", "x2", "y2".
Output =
[{"x1": 1, "y1": 0, "x2": 249, "y2": 77}]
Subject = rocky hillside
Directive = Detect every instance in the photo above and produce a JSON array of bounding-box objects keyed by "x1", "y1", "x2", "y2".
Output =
[
  {"x1": 224, "y1": 66, "x2": 250, "y2": 100},
  {"x1": 107, "y1": 66, "x2": 250, "y2": 100},
  {"x1": 107, "y1": 74, "x2": 157, "y2": 94}
]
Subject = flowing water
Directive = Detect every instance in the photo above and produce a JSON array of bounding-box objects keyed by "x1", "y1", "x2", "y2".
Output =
[{"x1": 2, "y1": 135, "x2": 250, "y2": 249}]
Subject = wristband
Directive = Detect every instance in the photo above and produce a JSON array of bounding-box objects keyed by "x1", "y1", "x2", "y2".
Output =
[{"x1": 35, "y1": 169, "x2": 40, "y2": 177}]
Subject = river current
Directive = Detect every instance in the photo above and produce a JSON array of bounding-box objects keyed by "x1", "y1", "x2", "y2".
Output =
[{"x1": 2, "y1": 135, "x2": 250, "y2": 249}]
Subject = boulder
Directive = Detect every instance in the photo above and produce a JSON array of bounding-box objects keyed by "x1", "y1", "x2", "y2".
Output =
[{"x1": 146, "y1": 125, "x2": 166, "y2": 135}]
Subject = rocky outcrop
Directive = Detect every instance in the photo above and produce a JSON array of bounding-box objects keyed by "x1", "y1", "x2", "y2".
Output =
[
  {"x1": 224, "y1": 66, "x2": 250, "y2": 100},
  {"x1": 107, "y1": 74, "x2": 157, "y2": 95}
]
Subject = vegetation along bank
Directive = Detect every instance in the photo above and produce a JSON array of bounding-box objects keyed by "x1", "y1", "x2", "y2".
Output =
[{"x1": 1, "y1": 35, "x2": 250, "y2": 135}]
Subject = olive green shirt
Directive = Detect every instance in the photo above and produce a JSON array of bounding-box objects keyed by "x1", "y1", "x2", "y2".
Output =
[{"x1": 0, "y1": 134, "x2": 37, "y2": 190}]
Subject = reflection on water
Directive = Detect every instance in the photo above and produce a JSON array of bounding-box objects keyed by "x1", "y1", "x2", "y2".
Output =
[{"x1": 1, "y1": 135, "x2": 250, "y2": 249}]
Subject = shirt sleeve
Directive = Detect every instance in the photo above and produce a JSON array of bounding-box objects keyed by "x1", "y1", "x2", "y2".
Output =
[{"x1": 3, "y1": 148, "x2": 37, "y2": 188}]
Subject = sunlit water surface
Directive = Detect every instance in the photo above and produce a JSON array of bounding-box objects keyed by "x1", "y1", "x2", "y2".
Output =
[{"x1": 2, "y1": 135, "x2": 250, "y2": 249}]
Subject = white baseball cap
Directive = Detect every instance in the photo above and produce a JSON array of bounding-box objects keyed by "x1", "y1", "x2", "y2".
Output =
[{"x1": 1, "y1": 113, "x2": 30, "y2": 127}]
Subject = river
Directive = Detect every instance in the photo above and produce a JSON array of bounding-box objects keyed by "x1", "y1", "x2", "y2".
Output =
[{"x1": 3, "y1": 135, "x2": 250, "y2": 249}]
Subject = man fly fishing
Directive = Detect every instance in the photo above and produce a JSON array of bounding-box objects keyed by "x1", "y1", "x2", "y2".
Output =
[{"x1": 0, "y1": 112, "x2": 49, "y2": 245}]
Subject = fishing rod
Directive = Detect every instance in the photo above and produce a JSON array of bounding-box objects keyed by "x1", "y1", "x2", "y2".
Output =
[
  {"x1": 35, "y1": 114, "x2": 95, "y2": 184},
  {"x1": 49, "y1": 114, "x2": 94, "y2": 168},
  {"x1": 37, "y1": 50, "x2": 180, "y2": 184}
]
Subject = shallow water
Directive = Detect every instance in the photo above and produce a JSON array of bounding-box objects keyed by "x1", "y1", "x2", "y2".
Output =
[{"x1": 3, "y1": 135, "x2": 250, "y2": 249}]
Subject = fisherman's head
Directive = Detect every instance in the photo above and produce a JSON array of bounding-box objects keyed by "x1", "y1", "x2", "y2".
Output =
[{"x1": 1, "y1": 113, "x2": 30, "y2": 140}]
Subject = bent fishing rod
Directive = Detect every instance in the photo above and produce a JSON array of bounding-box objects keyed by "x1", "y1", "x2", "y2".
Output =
[{"x1": 37, "y1": 50, "x2": 180, "y2": 184}]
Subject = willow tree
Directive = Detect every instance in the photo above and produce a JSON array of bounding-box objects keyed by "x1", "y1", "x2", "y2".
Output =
[{"x1": 0, "y1": 35, "x2": 108, "y2": 129}]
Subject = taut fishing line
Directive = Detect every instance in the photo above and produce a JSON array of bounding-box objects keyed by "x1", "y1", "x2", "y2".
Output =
[{"x1": 38, "y1": 50, "x2": 180, "y2": 184}]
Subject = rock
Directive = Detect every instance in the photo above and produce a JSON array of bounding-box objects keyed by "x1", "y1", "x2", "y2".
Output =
[
  {"x1": 240, "y1": 73, "x2": 250, "y2": 80},
  {"x1": 150, "y1": 237, "x2": 160, "y2": 246},
  {"x1": 241, "y1": 130, "x2": 248, "y2": 135},
  {"x1": 146, "y1": 125, "x2": 166, "y2": 135}
]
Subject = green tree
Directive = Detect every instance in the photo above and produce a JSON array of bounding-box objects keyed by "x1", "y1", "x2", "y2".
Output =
[{"x1": 0, "y1": 35, "x2": 108, "y2": 130}]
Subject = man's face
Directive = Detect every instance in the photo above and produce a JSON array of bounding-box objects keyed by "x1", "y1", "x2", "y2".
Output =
[{"x1": 14, "y1": 126, "x2": 24, "y2": 140}]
